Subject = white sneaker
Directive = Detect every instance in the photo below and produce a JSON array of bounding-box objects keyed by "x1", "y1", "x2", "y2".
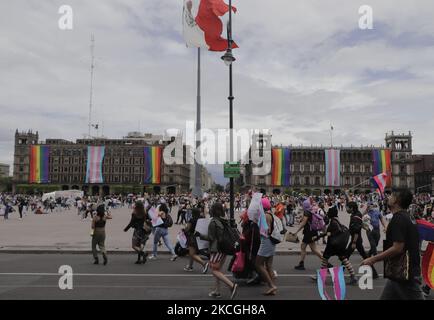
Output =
[
  {"x1": 202, "y1": 262, "x2": 209, "y2": 274},
  {"x1": 171, "y1": 255, "x2": 178, "y2": 261},
  {"x1": 184, "y1": 266, "x2": 194, "y2": 272},
  {"x1": 148, "y1": 255, "x2": 157, "y2": 260}
]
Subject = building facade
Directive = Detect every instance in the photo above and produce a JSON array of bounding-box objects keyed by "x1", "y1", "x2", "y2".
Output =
[
  {"x1": 0, "y1": 163, "x2": 10, "y2": 178},
  {"x1": 244, "y1": 131, "x2": 416, "y2": 194},
  {"x1": 13, "y1": 130, "x2": 191, "y2": 195},
  {"x1": 413, "y1": 154, "x2": 434, "y2": 193}
]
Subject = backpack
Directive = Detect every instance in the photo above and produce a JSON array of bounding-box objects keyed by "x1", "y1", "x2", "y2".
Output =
[
  {"x1": 328, "y1": 218, "x2": 350, "y2": 250},
  {"x1": 164, "y1": 214, "x2": 173, "y2": 228},
  {"x1": 269, "y1": 213, "x2": 284, "y2": 244},
  {"x1": 310, "y1": 211, "x2": 326, "y2": 231},
  {"x1": 217, "y1": 219, "x2": 240, "y2": 256}
]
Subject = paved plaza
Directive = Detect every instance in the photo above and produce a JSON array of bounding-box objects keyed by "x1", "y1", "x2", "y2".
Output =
[{"x1": 0, "y1": 205, "x2": 385, "y2": 253}]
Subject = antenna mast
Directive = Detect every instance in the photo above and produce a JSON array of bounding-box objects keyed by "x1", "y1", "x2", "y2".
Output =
[{"x1": 88, "y1": 35, "x2": 95, "y2": 138}]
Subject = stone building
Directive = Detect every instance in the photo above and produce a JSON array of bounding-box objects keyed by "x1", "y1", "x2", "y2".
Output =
[
  {"x1": 413, "y1": 154, "x2": 434, "y2": 194},
  {"x1": 0, "y1": 163, "x2": 10, "y2": 178},
  {"x1": 13, "y1": 130, "x2": 191, "y2": 195},
  {"x1": 244, "y1": 131, "x2": 416, "y2": 194}
]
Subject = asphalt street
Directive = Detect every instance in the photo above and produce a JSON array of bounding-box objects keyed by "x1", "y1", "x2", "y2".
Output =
[{"x1": 0, "y1": 253, "x2": 394, "y2": 300}]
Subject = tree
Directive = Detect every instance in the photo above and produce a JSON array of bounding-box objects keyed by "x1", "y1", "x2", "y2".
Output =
[{"x1": 213, "y1": 184, "x2": 224, "y2": 193}]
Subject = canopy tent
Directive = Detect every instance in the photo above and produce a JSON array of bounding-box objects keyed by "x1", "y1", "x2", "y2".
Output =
[{"x1": 42, "y1": 190, "x2": 84, "y2": 202}]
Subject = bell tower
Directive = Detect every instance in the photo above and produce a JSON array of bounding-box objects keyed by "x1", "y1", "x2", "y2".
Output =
[
  {"x1": 13, "y1": 129, "x2": 39, "y2": 184},
  {"x1": 385, "y1": 131, "x2": 414, "y2": 191}
]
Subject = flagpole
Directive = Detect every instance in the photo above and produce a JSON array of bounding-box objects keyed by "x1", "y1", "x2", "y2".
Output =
[
  {"x1": 348, "y1": 177, "x2": 372, "y2": 190},
  {"x1": 193, "y1": 47, "x2": 203, "y2": 197},
  {"x1": 330, "y1": 124, "x2": 333, "y2": 148}
]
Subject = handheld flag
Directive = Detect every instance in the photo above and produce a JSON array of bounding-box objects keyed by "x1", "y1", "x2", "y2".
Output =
[{"x1": 372, "y1": 172, "x2": 388, "y2": 196}]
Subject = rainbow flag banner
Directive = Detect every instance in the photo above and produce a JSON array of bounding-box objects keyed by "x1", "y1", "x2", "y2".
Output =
[
  {"x1": 144, "y1": 146, "x2": 162, "y2": 184},
  {"x1": 372, "y1": 149, "x2": 392, "y2": 187},
  {"x1": 271, "y1": 148, "x2": 291, "y2": 186},
  {"x1": 325, "y1": 149, "x2": 341, "y2": 187},
  {"x1": 85, "y1": 146, "x2": 105, "y2": 184},
  {"x1": 29, "y1": 145, "x2": 50, "y2": 183}
]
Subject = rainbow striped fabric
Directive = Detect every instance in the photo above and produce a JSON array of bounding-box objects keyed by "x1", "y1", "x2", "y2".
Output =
[
  {"x1": 372, "y1": 150, "x2": 392, "y2": 187},
  {"x1": 144, "y1": 146, "x2": 162, "y2": 184},
  {"x1": 271, "y1": 148, "x2": 291, "y2": 186},
  {"x1": 29, "y1": 145, "x2": 50, "y2": 183},
  {"x1": 422, "y1": 242, "x2": 434, "y2": 289},
  {"x1": 85, "y1": 146, "x2": 105, "y2": 184},
  {"x1": 325, "y1": 149, "x2": 341, "y2": 187}
]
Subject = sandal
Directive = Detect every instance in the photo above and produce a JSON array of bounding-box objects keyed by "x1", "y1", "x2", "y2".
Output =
[{"x1": 263, "y1": 287, "x2": 277, "y2": 296}]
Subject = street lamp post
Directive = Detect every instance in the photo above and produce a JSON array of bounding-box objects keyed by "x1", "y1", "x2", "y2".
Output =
[{"x1": 221, "y1": 0, "x2": 236, "y2": 227}]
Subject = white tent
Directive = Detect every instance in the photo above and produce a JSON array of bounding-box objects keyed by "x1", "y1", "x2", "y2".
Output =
[{"x1": 42, "y1": 190, "x2": 83, "y2": 202}]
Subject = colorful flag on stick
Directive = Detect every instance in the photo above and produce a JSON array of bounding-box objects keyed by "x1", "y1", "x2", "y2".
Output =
[
  {"x1": 373, "y1": 150, "x2": 392, "y2": 187},
  {"x1": 183, "y1": 0, "x2": 238, "y2": 51},
  {"x1": 29, "y1": 145, "x2": 50, "y2": 184},
  {"x1": 372, "y1": 172, "x2": 388, "y2": 196}
]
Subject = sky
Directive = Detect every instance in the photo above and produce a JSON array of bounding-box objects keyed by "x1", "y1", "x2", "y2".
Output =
[{"x1": 1, "y1": 0, "x2": 434, "y2": 185}]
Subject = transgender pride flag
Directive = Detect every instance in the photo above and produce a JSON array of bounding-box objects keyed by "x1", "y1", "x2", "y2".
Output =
[
  {"x1": 85, "y1": 146, "x2": 105, "y2": 184},
  {"x1": 325, "y1": 149, "x2": 341, "y2": 187}
]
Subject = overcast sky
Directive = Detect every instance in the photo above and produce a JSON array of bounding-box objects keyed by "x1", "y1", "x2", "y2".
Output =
[{"x1": 1, "y1": 1, "x2": 434, "y2": 184}]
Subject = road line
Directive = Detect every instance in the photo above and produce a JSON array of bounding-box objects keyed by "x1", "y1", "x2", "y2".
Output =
[{"x1": 0, "y1": 272, "x2": 384, "y2": 277}]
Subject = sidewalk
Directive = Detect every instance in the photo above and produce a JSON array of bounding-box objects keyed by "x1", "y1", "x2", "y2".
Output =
[{"x1": 0, "y1": 206, "x2": 384, "y2": 255}]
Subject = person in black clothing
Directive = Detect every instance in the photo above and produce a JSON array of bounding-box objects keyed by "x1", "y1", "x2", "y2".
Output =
[
  {"x1": 176, "y1": 203, "x2": 187, "y2": 225},
  {"x1": 239, "y1": 211, "x2": 262, "y2": 285},
  {"x1": 312, "y1": 206, "x2": 358, "y2": 285},
  {"x1": 18, "y1": 198, "x2": 25, "y2": 219},
  {"x1": 294, "y1": 199, "x2": 323, "y2": 270},
  {"x1": 345, "y1": 201, "x2": 379, "y2": 279},
  {"x1": 362, "y1": 189, "x2": 425, "y2": 300},
  {"x1": 124, "y1": 201, "x2": 152, "y2": 264},
  {"x1": 183, "y1": 208, "x2": 209, "y2": 273}
]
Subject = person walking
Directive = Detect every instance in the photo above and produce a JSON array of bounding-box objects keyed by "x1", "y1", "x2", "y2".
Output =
[
  {"x1": 183, "y1": 208, "x2": 209, "y2": 273},
  {"x1": 255, "y1": 198, "x2": 278, "y2": 295},
  {"x1": 312, "y1": 206, "x2": 358, "y2": 285},
  {"x1": 196, "y1": 202, "x2": 238, "y2": 299},
  {"x1": 91, "y1": 204, "x2": 112, "y2": 265},
  {"x1": 293, "y1": 199, "x2": 324, "y2": 270},
  {"x1": 124, "y1": 201, "x2": 152, "y2": 264},
  {"x1": 346, "y1": 201, "x2": 379, "y2": 279},
  {"x1": 362, "y1": 189, "x2": 425, "y2": 300},
  {"x1": 366, "y1": 202, "x2": 388, "y2": 257},
  {"x1": 148, "y1": 203, "x2": 178, "y2": 261}
]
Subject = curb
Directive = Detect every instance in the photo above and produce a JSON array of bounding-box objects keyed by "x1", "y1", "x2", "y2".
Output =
[{"x1": 0, "y1": 249, "x2": 380, "y2": 256}]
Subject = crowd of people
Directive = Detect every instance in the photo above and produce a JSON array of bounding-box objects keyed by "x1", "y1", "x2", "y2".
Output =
[{"x1": 1, "y1": 189, "x2": 433, "y2": 300}]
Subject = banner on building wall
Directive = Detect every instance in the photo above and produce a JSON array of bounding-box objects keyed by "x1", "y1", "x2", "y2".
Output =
[
  {"x1": 29, "y1": 145, "x2": 50, "y2": 183},
  {"x1": 325, "y1": 149, "x2": 341, "y2": 187},
  {"x1": 271, "y1": 148, "x2": 291, "y2": 187},
  {"x1": 372, "y1": 149, "x2": 392, "y2": 187},
  {"x1": 144, "y1": 146, "x2": 162, "y2": 184},
  {"x1": 85, "y1": 146, "x2": 105, "y2": 184}
]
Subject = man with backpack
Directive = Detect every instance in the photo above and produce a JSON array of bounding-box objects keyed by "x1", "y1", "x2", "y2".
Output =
[
  {"x1": 294, "y1": 198, "x2": 324, "y2": 271},
  {"x1": 148, "y1": 203, "x2": 177, "y2": 261},
  {"x1": 196, "y1": 202, "x2": 238, "y2": 300}
]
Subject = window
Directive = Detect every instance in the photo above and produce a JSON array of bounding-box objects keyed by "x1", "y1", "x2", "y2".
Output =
[
  {"x1": 315, "y1": 177, "x2": 320, "y2": 185},
  {"x1": 19, "y1": 166, "x2": 23, "y2": 172},
  {"x1": 305, "y1": 177, "x2": 310, "y2": 185},
  {"x1": 345, "y1": 177, "x2": 350, "y2": 186},
  {"x1": 294, "y1": 176, "x2": 300, "y2": 185}
]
